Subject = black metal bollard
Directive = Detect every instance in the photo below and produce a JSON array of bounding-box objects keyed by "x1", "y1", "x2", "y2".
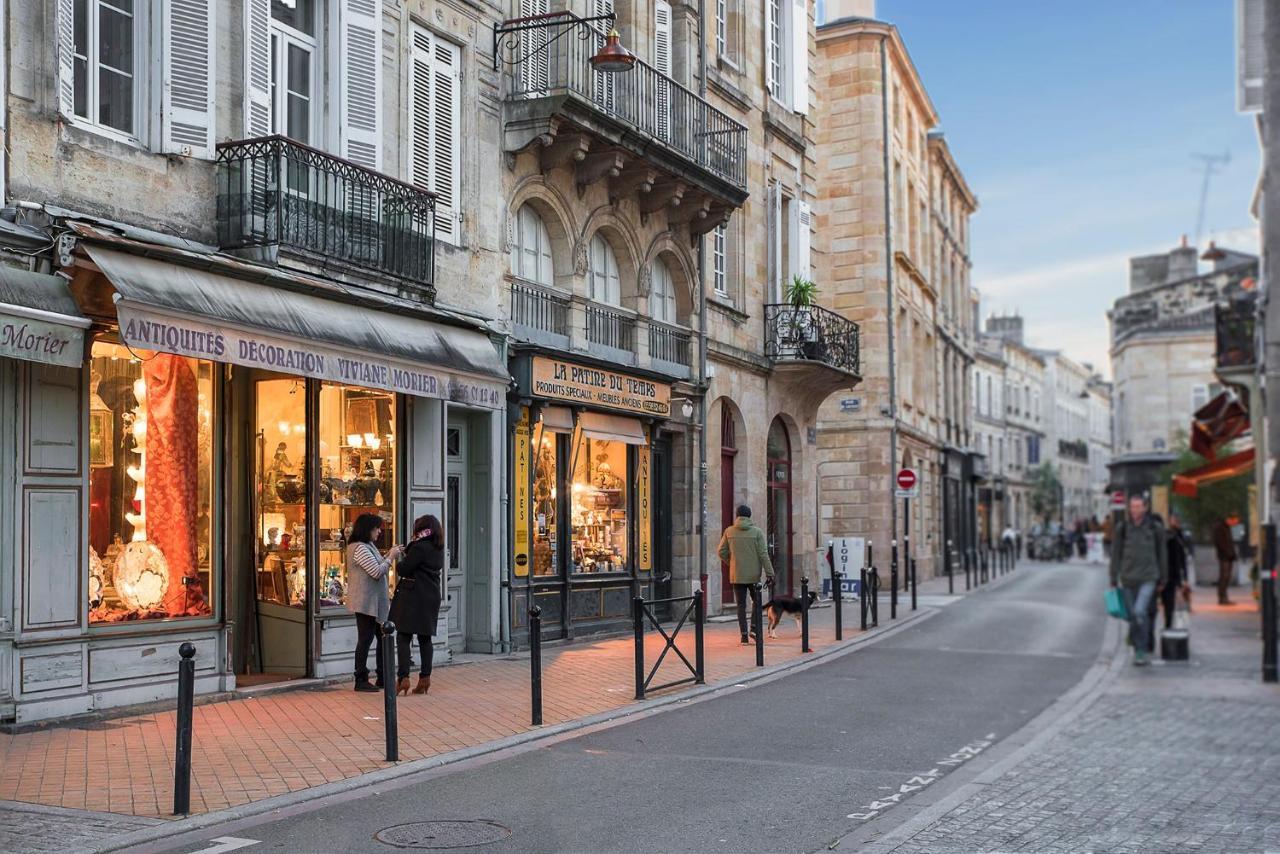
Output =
[
  {"x1": 381, "y1": 620, "x2": 398, "y2": 761},
  {"x1": 946, "y1": 540, "x2": 954, "y2": 595},
  {"x1": 1263, "y1": 573, "x2": 1277, "y2": 684},
  {"x1": 173, "y1": 642, "x2": 196, "y2": 815},
  {"x1": 801, "y1": 575, "x2": 812, "y2": 653},
  {"x1": 860, "y1": 566, "x2": 869, "y2": 631},
  {"x1": 633, "y1": 597, "x2": 646, "y2": 699},
  {"x1": 694, "y1": 590, "x2": 706, "y2": 684},
  {"x1": 869, "y1": 567, "x2": 881, "y2": 626},
  {"x1": 890, "y1": 540, "x2": 899, "y2": 620},
  {"x1": 964, "y1": 550, "x2": 971, "y2": 590},
  {"x1": 753, "y1": 583, "x2": 765, "y2": 666},
  {"x1": 910, "y1": 556, "x2": 917, "y2": 611},
  {"x1": 530, "y1": 606, "x2": 544, "y2": 722}
]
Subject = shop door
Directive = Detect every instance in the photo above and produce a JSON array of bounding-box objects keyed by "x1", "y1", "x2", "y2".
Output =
[
  {"x1": 445, "y1": 422, "x2": 466, "y2": 652},
  {"x1": 766, "y1": 418, "x2": 793, "y2": 595},
  {"x1": 246, "y1": 374, "x2": 310, "y2": 681},
  {"x1": 720, "y1": 403, "x2": 737, "y2": 604}
]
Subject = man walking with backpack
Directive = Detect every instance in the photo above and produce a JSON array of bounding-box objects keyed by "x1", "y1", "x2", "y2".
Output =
[{"x1": 1109, "y1": 494, "x2": 1168, "y2": 665}]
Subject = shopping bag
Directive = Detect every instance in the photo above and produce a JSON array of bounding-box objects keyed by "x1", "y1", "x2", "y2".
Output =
[{"x1": 1104, "y1": 588, "x2": 1129, "y2": 620}]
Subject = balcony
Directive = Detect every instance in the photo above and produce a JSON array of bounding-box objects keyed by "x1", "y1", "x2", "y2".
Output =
[
  {"x1": 511, "y1": 279, "x2": 572, "y2": 348},
  {"x1": 648, "y1": 320, "x2": 693, "y2": 380},
  {"x1": 216, "y1": 136, "x2": 436, "y2": 297},
  {"x1": 1215, "y1": 296, "x2": 1257, "y2": 373},
  {"x1": 498, "y1": 14, "x2": 748, "y2": 228},
  {"x1": 765, "y1": 304, "x2": 862, "y2": 400},
  {"x1": 585, "y1": 302, "x2": 637, "y2": 365}
]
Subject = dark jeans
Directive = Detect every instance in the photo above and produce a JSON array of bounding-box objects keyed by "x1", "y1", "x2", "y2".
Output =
[
  {"x1": 353, "y1": 612, "x2": 383, "y2": 683},
  {"x1": 1218, "y1": 559, "x2": 1234, "y2": 601},
  {"x1": 734, "y1": 583, "x2": 761, "y2": 638},
  {"x1": 396, "y1": 632, "x2": 434, "y2": 679}
]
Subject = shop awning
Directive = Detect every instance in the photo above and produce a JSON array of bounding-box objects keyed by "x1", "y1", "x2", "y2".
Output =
[
  {"x1": 86, "y1": 246, "x2": 509, "y2": 409},
  {"x1": 539, "y1": 406, "x2": 575, "y2": 433},
  {"x1": 1172, "y1": 448, "x2": 1255, "y2": 498},
  {"x1": 579, "y1": 412, "x2": 647, "y2": 445},
  {"x1": 0, "y1": 265, "x2": 91, "y2": 368},
  {"x1": 1190, "y1": 392, "x2": 1249, "y2": 460}
]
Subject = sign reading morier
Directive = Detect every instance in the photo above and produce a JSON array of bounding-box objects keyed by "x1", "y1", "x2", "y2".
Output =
[{"x1": 532, "y1": 357, "x2": 671, "y2": 417}]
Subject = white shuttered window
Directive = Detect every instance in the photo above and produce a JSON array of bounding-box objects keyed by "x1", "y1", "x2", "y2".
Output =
[
  {"x1": 589, "y1": 235, "x2": 621, "y2": 305},
  {"x1": 160, "y1": 0, "x2": 215, "y2": 157},
  {"x1": 654, "y1": 1, "x2": 672, "y2": 140},
  {"x1": 511, "y1": 204, "x2": 553, "y2": 286},
  {"x1": 412, "y1": 28, "x2": 462, "y2": 245},
  {"x1": 337, "y1": 0, "x2": 383, "y2": 170}
]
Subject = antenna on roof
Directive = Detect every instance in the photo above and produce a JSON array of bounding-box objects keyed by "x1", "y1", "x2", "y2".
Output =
[{"x1": 1191, "y1": 151, "x2": 1231, "y2": 246}]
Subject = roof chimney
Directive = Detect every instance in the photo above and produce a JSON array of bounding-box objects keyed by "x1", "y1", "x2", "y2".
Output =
[{"x1": 825, "y1": 0, "x2": 876, "y2": 21}]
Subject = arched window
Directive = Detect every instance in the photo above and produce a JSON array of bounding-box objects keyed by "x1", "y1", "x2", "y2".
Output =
[
  {"x1": 510, "y1": 204, "x2": 553, "y2": 286},
  {"x1": 588, "y1": 234, "x2": 621, "y2": 305},
  {"x1": 650, "y1": 259, "x2": 677, "y2": 324}
]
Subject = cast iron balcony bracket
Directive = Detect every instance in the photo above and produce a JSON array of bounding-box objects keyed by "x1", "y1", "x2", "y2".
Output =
[{"x1": 493, "y1": 11, "x2": 617, "y2": 72}]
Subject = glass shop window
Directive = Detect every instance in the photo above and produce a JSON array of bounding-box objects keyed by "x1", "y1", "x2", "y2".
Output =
[
  {"x1": 88, "y1": 342, "x2": 214, "y2": 623},
  {"x1": 570, "y1": 435, "x2": 629, "y2": 574},
  {"x1": 254, "y1": 377, "x2": 308, "y2": 609},
  {"x1": 316, "y1": 384, "x2": 397, "y2": 608},
  {"x1": 532, "y1": 428, "x2": 559, "y2": 577}
]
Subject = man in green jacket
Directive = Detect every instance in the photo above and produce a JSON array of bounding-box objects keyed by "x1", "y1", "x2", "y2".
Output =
[
  {"x1": 1109, "y1": 494, "x2": 1168, "y2": 665},
  {"x1": 718, "y1": 505, "x2": 775, "y2": 645}
]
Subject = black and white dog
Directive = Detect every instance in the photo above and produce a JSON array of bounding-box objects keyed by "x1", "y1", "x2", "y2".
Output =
[{"x1": 763, "y1": 591, "x2": 819, "y2": 638}]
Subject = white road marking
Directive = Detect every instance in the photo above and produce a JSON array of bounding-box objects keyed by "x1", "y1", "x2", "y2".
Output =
[
  {"x1": 845, "y1": 733, "x2": 997, "y2": 822},
  {"x1": 191, "y1": 837, "x2": 260, "y2": 853}
]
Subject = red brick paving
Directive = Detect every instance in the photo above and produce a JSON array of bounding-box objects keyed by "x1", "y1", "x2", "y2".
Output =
[{"x1": 0, "y1": 608, "x2": 852, "y2": 819}]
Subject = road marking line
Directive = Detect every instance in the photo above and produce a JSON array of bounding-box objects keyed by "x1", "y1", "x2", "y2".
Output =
[
  {"x1": 845, "y1": 733, "x2": 996, "y2": 821},
  {"x1": 192, "y1": 837, "x2": 260, "y2": 853}
]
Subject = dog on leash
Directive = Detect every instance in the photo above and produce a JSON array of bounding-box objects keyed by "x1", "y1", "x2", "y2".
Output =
[{"x1": 763, "y1": 591, "x2": 819, "y2": 638}]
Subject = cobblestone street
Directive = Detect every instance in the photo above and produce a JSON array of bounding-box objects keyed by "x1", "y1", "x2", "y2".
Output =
[{"x1": 883, "y1": 600, "x2": 1280, "y2": 854}]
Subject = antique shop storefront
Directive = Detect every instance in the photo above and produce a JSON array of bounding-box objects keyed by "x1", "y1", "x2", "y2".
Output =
[
  {"x1": 508, "y1": 353, "x2": 674, "y2": 641},
  {"x1": 0, "y1": 232, "x2": 508, "y2": 723}
]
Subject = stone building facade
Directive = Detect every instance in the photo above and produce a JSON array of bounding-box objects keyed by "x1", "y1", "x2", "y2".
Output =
[{"x1": 812, "y1": 1, "x2": 978, "y2": 578}]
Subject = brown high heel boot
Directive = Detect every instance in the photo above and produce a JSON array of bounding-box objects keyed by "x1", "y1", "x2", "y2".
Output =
[
  {"x1": 396, "y1": 677, "x2": 410, "y2": 696},
  {"x1": 412, "y1": 675, "x2": 430, "y2": 695}
]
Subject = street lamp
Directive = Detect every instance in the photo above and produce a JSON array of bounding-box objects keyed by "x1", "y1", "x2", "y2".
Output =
[{"x1": 493, "y1": 11, "x2": 637, "y2": 74}]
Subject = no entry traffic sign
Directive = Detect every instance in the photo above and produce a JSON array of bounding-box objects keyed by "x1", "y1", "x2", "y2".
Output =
[{"x1": 896, "y1": 468, "x2": 918, "y2": 498}]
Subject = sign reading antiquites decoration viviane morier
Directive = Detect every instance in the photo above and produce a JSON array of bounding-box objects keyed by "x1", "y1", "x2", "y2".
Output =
[{"x1": 532, "y1": 356, "x2": 671, "y2": 417}]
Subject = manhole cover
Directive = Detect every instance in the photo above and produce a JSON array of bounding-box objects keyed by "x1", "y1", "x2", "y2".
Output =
[{"x1": 375, "y1": 820, "x2": 512, "y2": 849}]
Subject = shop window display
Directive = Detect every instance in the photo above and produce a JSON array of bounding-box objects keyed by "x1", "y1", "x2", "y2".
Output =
[
  {"x1": 316, "y1": 384, "x2": 396, "y2": 607},
  {"x1": 254, "y1": 378, "x2": 308, "y2": 608},
  {"x1": 89, "y1": 342, "x2": 214, "y2": 623},
  {"x1": 532, "y1": 429, "x2": 558, "y2": 577},
  {"x1": 570, "y1": 435, "x2": 628, "y2": 574}
]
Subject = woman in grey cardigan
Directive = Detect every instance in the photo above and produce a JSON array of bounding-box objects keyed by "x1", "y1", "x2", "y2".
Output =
[{"x1": 347, "y1": 513, "x2": 403, "y2": 692}]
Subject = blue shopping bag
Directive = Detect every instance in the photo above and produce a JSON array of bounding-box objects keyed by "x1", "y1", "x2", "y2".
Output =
[{"x1": 1104, "y1": 588, "x2": 1129, "y2": 620}]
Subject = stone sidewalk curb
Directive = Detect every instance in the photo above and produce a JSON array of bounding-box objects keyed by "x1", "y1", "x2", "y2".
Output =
[
  {"x1": 835, "y1": 597, "x2": 1126, "y2": 853},
  {"x1": 95, "y1": 599, "x2": 948, "y2": 852}
]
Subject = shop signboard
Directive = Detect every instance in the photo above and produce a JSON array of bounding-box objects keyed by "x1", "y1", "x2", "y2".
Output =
[
  {"x1": 822, "y1": 536, "x2": 864, "y2": 599},
  {"x1": 513, "y1": 408, "x2": 532, "y2": 577},
  {"x1": 531, "y1": 356, "x2": 671, "y2": 416},
  {"x1": 0, "y1": 310, "x2": 86, "y2": 368},
  {"x1": 638, "y1": 430, "x2": 652, "y2": 571}
]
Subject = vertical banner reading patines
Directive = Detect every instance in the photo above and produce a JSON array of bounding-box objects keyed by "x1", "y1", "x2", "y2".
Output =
[
  {"x1": 638, "y1": 428, "x2": 652, "y2": 572},
  {"x1": 513, "y1": 408, "x2": 532, "y2": 577}
]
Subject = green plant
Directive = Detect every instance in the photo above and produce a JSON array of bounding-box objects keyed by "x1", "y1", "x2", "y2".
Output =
[
  {"x1": 1029, "y1": 462, "x2": 1062, "y2": 523},
  {"x1": 1161, "y1": 440, "x2": 1249, "y2": 541},
  {"x1": 786, "y1": 275, "x2": 818, "y2": 308}
]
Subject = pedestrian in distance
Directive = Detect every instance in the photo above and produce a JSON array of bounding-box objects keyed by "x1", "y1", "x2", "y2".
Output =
[
  {"x1": 1212, "y1": 517, "x2": 1237, "y2": 606},
  {"x1": 347, "y1": 513, "x2": 405, "y2": 692},
  {"x1": 388, "y1": 514, "x2": 444, "y2": 696},
  {"x1": 1102, "y1": 513, "x2": 1114, "y2": 559},
  {"x1": 717, "y1": 504, "x2": 775, "y2": 645},
  {"x1": 1162, "y1": 512, "x2": 1192, "y2": 630},
  {"x1": 1109, "y1": 495, "x2": 1168, "y2": 666}
]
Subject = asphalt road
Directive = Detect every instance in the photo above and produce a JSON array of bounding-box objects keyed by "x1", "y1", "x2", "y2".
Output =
[{"x1": 156, "y1": 561, "x2": 1108, "y2": 854}]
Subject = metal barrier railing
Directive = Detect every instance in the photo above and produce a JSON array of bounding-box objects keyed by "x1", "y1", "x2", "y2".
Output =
[{"x1": 633, "y1": 594, "x2": 705, "y2": 699}]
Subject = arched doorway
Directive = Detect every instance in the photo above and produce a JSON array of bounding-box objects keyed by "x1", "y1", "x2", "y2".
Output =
[
  {"x1": 767, "y1": 418, "x2": 793, "y2": 594},
  {"x1": 720, "y1": 401, "x2": 737, "y2": 604}
]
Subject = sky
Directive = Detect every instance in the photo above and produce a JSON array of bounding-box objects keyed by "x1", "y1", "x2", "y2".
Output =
[{"x1": 823, "y1": 0, "x2": 1261, "y2": 376}]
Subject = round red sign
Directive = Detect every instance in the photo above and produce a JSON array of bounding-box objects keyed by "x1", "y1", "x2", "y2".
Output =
[{"x1": 897, "y1": 469, "x2": 917, "y2": 490}]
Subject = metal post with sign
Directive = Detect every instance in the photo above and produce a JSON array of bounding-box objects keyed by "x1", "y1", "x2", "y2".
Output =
[{"x1": 896, "y1": 469, "x2": 918, "y2": 598}]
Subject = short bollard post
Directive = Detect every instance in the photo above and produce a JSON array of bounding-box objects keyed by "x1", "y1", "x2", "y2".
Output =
[
  {"x1": 890, "y1": 539, "x2": 899, "y2": 620},
  {"x1": 828, "y1": 543, "x2": 843, "y2": 641},
  {"x1": 964, "y1": 551, "x2": 972, "y2": 590},
  {"x1": 633, "y1": 597, "x2": 646, "y2": 699},
  {"x1": 694, "y1": 589, "x2": 706, "y2": 684},
  {"x1": 173, "y1": 642, "x2": 196, "y2": 816},
  {"x1": 946, "y1": 540, "x2": 954, "y2": 595},
  {"x1": 910, "y1": 556, "x2": 918, "y2": 611},
  {"x1": 529, "y1": 606, "x2": 544, "y2": 724},
  {"x1": 754, "y1": 583, "x2": 765, "y2": 666},
  {"x1": 980, "y1": 549, "x2": 987, "y2": 583},
  {"x1": 859, "y1": 566, "x2": 869, "y2": 631},
  {"x1": 1262, "y1": 573, "x2": 1277, "y2": 684},
  {"x1": 870, "y1": 567, "x2": 881, "y2": 626},
  {"x1": 380, "y1": 620, "x2": 398, "y2": 761},
  {"x1": 801, "y1": 575, "x2": 812, "y2": 653}
]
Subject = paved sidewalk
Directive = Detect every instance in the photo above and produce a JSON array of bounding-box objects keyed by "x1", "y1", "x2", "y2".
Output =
[{"x1": 879, "y1": 595, "x2": 1280, "y2": 853}]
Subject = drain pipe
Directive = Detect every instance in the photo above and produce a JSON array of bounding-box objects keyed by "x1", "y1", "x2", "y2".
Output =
[
  {"x1": 880, "y1": 36, "x2": 899, "y2": 545},
  {"x1": 696, "y1": 0, "x2": 709, "y2": 603}
]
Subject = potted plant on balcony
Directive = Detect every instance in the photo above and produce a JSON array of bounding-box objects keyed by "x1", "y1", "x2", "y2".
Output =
[{"x1": 785, "y1": 275, "x2": 822, "y2": 360}]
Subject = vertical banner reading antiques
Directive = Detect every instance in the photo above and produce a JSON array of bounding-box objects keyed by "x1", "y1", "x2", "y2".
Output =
[
  {"x1": 638, "y1": 429, "x2": 652, "y2": 572},
  {"x1": 513, "y1": 408, "x2": 531, "y2": 577}
]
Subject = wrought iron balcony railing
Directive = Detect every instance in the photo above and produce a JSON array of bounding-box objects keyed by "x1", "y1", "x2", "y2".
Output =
[
  {"x1": 1215, "y1": 298, "x2": 1257, "y2": 370},
  {"x1": 649, "y1": 320, "x2": 692, "y2": 368},
  {"x1": 511, "y1": 279, "x2": 571, "y2": 338},
  {"x1": 500, "y1": 16, "x2": 747, "y2": 190},
  {"x1": 764, "y1": 304, "x2": 862, "y2": 376},
  {"x1": 216, "y1": 136, "x2": 436, "y2": 293},
  {"x1": 586, "y1": 303, "x2": 636, "y2": 353}
]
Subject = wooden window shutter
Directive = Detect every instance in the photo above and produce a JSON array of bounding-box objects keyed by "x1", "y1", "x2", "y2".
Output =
[
  {"x1": 160, "y1": 0, "x2": 216, "y2": 158},
  {"x1": 55, "y1": 0, "x2": 75, "y2": 118},
  {"x1": 412, "y1": 29, "x2": 461, "y2": 245},
  {"x1": 243, "y1": 0, "x2": 271, "y2": 136},
  {"x1": 654, "y1": 1, "x2": 672, "y2": 140},
  {"x1": 791, "y1": 0, "x2": 808, "y2": 113},
  {"x1": 338, "y1": 0, "x2": 383, "y2": 170}
]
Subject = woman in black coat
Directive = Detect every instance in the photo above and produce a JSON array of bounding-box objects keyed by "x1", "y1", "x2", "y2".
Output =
[{"x1": 388, "y1": 514, "x2": 444, "y2": 695}]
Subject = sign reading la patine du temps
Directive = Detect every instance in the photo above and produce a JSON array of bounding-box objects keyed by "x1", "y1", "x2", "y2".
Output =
[{"x1": 532, "y1": 357, "x2": 670, "y2": 416}]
